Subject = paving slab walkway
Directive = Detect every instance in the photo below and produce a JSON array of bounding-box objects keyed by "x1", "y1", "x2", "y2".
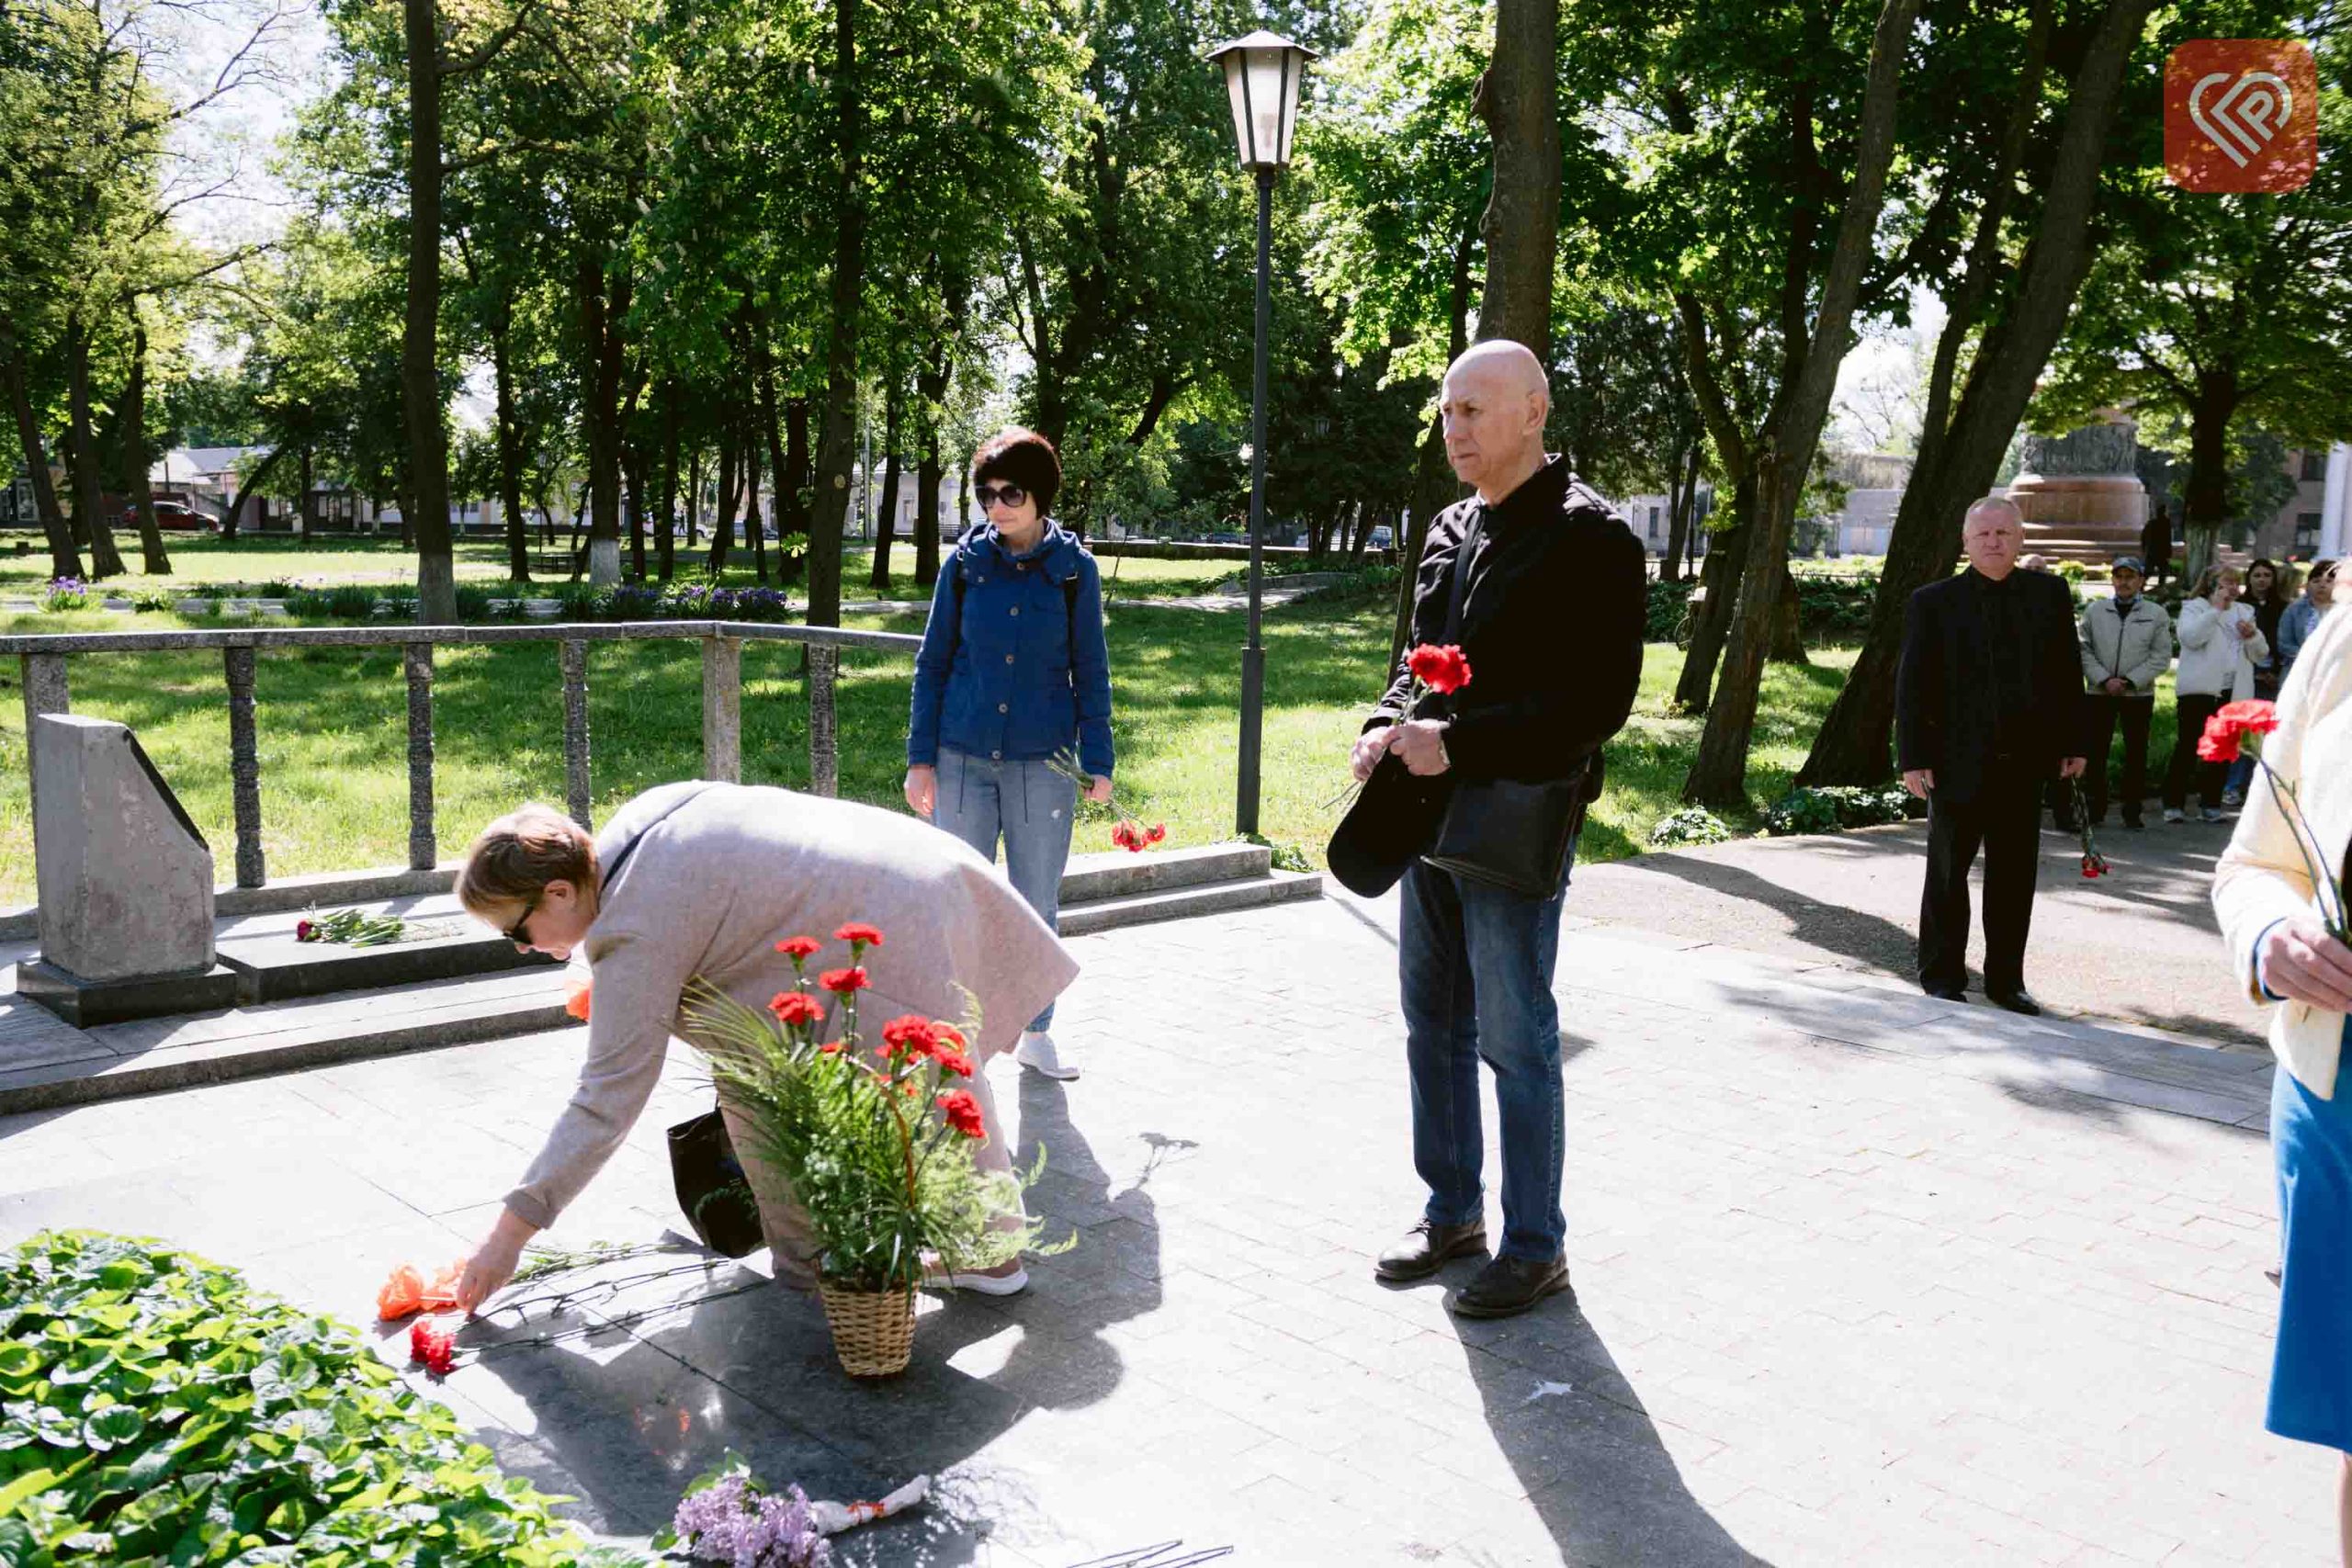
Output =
[
  {"x1": 0, "y1": 893, "x2": 2314, "y2": 1565},
  {"x1": 1566, "y1": 815, "x2": 2264, "y2": 1047}
]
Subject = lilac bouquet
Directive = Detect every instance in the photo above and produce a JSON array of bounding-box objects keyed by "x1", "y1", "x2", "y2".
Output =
[{"x1": 662, "y1": 1457, "x2": 831, "y2": 1567}]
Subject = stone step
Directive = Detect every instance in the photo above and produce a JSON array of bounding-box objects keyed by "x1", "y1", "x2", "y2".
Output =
[
  {"x1": 1059, "y1": 841, "x2": 1270, "y2": 903},
  {"x1": 0, "y1": 965, "x2": 575, "y2": 1115},
  {"x1": 1059, "y1": 867, "x2": 1323, "y2": 938},
  {"x1": 215, "y1": 925, "x2": 556, "y2": 1004}
]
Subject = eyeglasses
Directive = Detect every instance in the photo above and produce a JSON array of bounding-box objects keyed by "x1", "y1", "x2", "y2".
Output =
[
  {"x1": 501, "y1": 892, "x2": 541, "y2": 948},
  {"x1": 976, "y1": 483, "x2": 1029, "y2": 511}
]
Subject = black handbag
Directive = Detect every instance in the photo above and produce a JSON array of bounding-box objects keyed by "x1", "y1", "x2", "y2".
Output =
[
  {"x1": 1418, "y1": 509, "x2": 1595, "y2": 898},
  {"x1": 666, "y1": 1110, "x2": 764, "y2": 1258}
]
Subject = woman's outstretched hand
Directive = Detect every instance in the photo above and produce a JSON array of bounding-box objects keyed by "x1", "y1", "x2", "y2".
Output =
[
  {"x1": 2259, "y1": 913, "x2": 2352, "y2": 1015},
  {"x1": 456, "y1": 1209, "x2": 539, "y2": 1315}
]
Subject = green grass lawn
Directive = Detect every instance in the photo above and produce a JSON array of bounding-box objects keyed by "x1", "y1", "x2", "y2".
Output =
[
  {"x1": 2, "y1": 531, "x2": 1298, "y2": 603},
  {"x1": 1, "y1": 583, "x2": 1920, "y2": 907}
]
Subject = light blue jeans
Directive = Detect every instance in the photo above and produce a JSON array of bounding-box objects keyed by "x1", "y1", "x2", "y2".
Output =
[{"x1": 932, "y1": 747, "x2": 1076, "y2": 1032}]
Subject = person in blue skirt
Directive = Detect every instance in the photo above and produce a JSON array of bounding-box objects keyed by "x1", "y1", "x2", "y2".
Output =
[
  {"x1": 2215, "y1": 596, "x2": 2352, "y2": 1560},
  {"x1": 905, "y1": 427, "x2": 1114, "y2": 1085}
]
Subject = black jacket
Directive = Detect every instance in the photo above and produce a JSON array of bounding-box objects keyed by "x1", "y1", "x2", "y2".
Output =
[
  {"x1": 1369, "y1": 457, "x2": 1647, "y2": 784},
  {"x1": 1896, "y1": 568, "x2": 2088, "y2": 805}
]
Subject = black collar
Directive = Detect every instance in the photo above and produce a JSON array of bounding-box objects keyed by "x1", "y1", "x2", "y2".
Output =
[{"x1": 1478, "y1": 456, "x2": 1569, "y2": 532}]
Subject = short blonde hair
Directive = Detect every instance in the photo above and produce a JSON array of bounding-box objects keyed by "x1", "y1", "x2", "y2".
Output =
[{"x1": 457, "y1": 804, "x2": 597, "y2": 917}]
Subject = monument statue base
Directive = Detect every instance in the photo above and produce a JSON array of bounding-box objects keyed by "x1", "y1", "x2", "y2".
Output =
[
  {"x1": 2007, "y1": 471, "x2": 2148, "y2": 567},
  {"x1": 17, "y1": 958, "x2": 241, "y2": 1029}
]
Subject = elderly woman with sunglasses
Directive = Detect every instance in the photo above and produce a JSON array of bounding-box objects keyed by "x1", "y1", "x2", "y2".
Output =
[
  {"x1": 904, "y1": 427, "x2": 1114, "y2": 1083},
  {"x1": 448, "y1": 784, "x2": 1078, "y2": 1310}
]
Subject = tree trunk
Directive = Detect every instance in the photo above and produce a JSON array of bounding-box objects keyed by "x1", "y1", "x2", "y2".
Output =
[
  {"x1": 1770, "y1": 570, "x2": 1808, "y2": 663},
  {"x1": 492, "y1": 321, "x2": 530, "y2": 581},
  {"x1": 578, "y1": 251, "x2": 624, "y2": 585},
  {"x1": 1683, "y1": 0, "x2": 1918, "y2": 807},
  {"x1": 1474, "y1": 0, "x2": 1560, "y2": 362},
  {"x1": 2181, "y1": 372, "x2": 2234, "y2": 586},
  {"x1": 708, "y1": 426, "x2": 738, "y2": 574},
  {"x1": 804, "y1": 0, "x2": 864, "y2": 628},
  {"x1": 1675, "y1": 499, "x2": 1751, "y2": 712},
  {"x1": 1391, "y1": 414, "x2": 1459, "y2": 676},
  {"x1": 657, "y1": 383, "x2": 679, "y2": 582},
  {"x1": 913, "y1": 320, "x2": 950, "y2": 590},
  {"x1": 868, "y1": 376, "x2": 903, "y2": 590},
  {"x1": 299, "y1": 441, "x2": 315, "y2": 545},
  {"x1": 625, "y1": 430, "x2": 649, "y2": 581},
  {"x1": 684, "y1": 446, "x2": 701, "y2": 547},
  {"x1": 63, "y1": 314, "x2": 126, "y2": 579},
  {"x1": 775, "y1": 391, "x2": 808, "y2": 588},
  {"x1": 1662, "y1": 444, "x2": 1698, "y2": 585},
  {"x1": 0, "y1": 319, "x2": 80, "y2": 580},
  {"x1": 121, "y1": 321, "x2": 170, "y2": 575},
  {"x1": 1796, "y1": 0, "x2": 2150, "y2": 787},
  {"x1": 403, "y1": 0, "x2": 456, "y2": 621},
  {"x1": 744, "y1": 397, "x2": 769, "y2": 584}
]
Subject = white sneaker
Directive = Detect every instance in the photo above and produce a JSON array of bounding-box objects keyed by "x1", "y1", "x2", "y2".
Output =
[
  {"x1": 2163, "y1": 808, "x2": 2185, "y2": 824},
  {"x1": 2221, "y1": 789, "x2": 2245, "y2": 808},
  {"x1": 920, "y1": 1262, "x2": 1029, "y2": 1295},
  {"x1": 1015, "y1": 1031, "x2": 1080, "y2": 1080},
  {"x1": 2201, "y1": 807, "x2": 2225, "y2": 823}
]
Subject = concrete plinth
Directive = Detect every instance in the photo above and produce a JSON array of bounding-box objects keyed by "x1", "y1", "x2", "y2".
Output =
[
  {"x1": 2007, "y1": 419, "x2": 2150, "y2": 567},
  {"x1": 25, "y1": 714, "x2": 220, "y2": 1027}
]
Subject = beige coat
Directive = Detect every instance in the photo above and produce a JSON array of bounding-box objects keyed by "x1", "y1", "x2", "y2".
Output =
[
  {"x1": 2213, "y1": 604, "x2": 2352, "y2": 1096},
  {"x1": 503, "y1": 782, "x2": 1078, "y2": 1276}
]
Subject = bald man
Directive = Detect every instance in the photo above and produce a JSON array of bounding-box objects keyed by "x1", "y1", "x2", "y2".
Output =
[
  {"x1": 1345, "y1": 338, "x2": 1645, "y2": 1319},
  {"x1": 1896, "y1": 497, "x2": 2089, "y2": 1013}
]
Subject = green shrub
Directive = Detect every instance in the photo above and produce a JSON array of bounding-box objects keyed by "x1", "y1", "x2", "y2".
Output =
[
  {"x1": 281, "y1": 588, "x2": 335, "y2": 617},
  {"x1": 39, "y1": 579, "x2": 91, "y2": 613},
  {"x1": 0, "y1": 1230, "x2": 639, "y2": 1567},
  {"x1": 1645, "y1": 579, "x2": 1696, "y2": 642},
  {"x1": 255, "y1": 580, "x2": 300, "y2": 600},
  {"x1": 1650, "y1": 807, "x2": 1734, "y2": 847},
  {"x1": 452, "y1": 583, "x2": 495, "y2": 621},
  {"x1": 128, "y1": 590, "x2": 178, "y2": 614},
  {"x1": 327, "y1": 585, "x2": 381, "y2": 618},
  {"x1": 1765, "y1": 784, "x2": 1915, "y2": 836}
]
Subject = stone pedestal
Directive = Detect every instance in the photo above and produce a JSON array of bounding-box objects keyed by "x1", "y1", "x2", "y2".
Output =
[
  {"x1": 20, "y1": 714, "x2": 238, "y2": 1025},
  {"x1": 2007, "y1": 420, "x2": 2150, "y2": 567}
]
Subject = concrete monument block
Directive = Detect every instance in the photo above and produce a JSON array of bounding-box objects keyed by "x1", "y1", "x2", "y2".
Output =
[
  {"x1": 17, "y1": 715, "x2": 238, "y2": 1026},
  {"x1": 32, "y1": 714, "x2": 216, "y2": 980}
]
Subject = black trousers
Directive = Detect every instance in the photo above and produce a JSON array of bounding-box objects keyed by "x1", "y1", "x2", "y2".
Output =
[
  {"x1": 2083, "y1": 694, "x2": 2154, "y2": 822},
  {"x1": 1919, "y1": 760, "x2": 2043, "y2": 997},
  {"x1": 2161, "y1": 693, "x2": 2228, "y2": 811}
]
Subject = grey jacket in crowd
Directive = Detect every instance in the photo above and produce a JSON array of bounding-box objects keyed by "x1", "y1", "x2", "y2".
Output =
[{"x1": 2077, "y1": 593, "x2": 2174, "y2": 696}]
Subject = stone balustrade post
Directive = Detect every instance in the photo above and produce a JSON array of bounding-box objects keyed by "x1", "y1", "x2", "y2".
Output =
[
  {"x1": 808, "y1": 644, "x2": 838, "y2": 798},
  {"x1": 561, "y1": 638, "x2": 592, "y2": 829},
  {"x1": 404, "y1": 643, "x2": 435, "y2": 870},
  {"x1": 223, "y1": 645, "x2": 265, "y2": 888},
  {"x1": 18, "y1": 652, "x2": 67, "y2": 822},
  {"x1": 702, "y1": 636, "x2": 742, "y2": 784}
]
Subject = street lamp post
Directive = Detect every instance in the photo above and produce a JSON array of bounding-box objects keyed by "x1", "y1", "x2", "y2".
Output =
[{"x1": 1209, "y1": 28, "x2": 1314, "y2": 839}]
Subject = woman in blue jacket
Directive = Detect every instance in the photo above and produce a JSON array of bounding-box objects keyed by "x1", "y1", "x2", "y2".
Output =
[{"x1": 905, "y1": 427, "x2": 1114, "y2": 1081}]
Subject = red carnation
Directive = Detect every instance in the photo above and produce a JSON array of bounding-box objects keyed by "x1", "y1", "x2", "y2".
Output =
[
  {"x1": 935, "y1": 1024, "x2": 968, "y2": 1053},
  {"x1": 410, "y1": 1318, "x2": 456, "y2": 1376},
  {"x1": 1407, "y1": 642, "x2": 1474, "y2": 694},
  {"x1": 932, "y1": 1045, "x2": 974, "y2": 1078},
  {"x1": 881, "y1": 1014, "x2": 939, "y2": 1056},
  {"x1": 2199, "y1": 699, "x2": 2280, "y2": 763},
  {"x1": 775, "y1": 935, "x2": 822, "y2": 960},
  {"x1": 1112, "y1": 821, "x2": 1141, "y2": 852},
  {"x1": 834, "y1": 922, "x2": 885, "y2": 948},
  {"x1": 937, "y1": 1089, "x2": 987, "y2": 1139},
  {"x1": 819, "y1": 966, "x2": 869, "y2": 995},
  {"x1": 565, "y1": 979, "x2": 593, "y2": 1022},
  {"x1": 1146, "y1": 823, "x2": 1166, "y2": 844},
  {"x1": 295, "y1": 919, "x2": 317, "y2": 942},
  {"x1": 818, "y1": 1041, "x2": 842, "y2": 1055},
  {"x1": 769, "y1": 990, "x2": 823, "y2": 1027}
]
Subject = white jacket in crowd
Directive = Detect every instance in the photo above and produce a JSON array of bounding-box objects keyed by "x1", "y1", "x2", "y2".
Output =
[{"x1": 2177, "y1": 594, "x2": 2268, "y2": 700}]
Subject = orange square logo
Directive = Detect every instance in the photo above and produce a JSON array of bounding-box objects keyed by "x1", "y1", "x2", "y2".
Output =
[{"x1": 2166, "y1": 39, "x2": 2316, "y2": 193}]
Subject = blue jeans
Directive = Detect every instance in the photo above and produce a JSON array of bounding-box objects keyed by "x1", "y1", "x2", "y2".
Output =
[
  {"x1": 1398, "y1": 848, "x2": 1575, "y2": 1262},
  {"x1": 932, "y1": 748, "x2": 1076, "y2": 1032}
]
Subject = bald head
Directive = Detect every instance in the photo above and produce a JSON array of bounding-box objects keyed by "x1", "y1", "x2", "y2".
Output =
[
  {"x1": 1962, "y1": 496, "x2": 2025, "y2": 581},
  {"x1": 1441, "y1": 339, "x2": 1552, "y2": 502}
]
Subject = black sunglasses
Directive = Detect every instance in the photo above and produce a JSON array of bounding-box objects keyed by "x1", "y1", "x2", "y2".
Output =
[
  {"x1": 976, "y1": 483, "x2": 1029, "y2": 510},
  {"x1": 502, "y1": 891, "x2": 542, "y2": 947}
]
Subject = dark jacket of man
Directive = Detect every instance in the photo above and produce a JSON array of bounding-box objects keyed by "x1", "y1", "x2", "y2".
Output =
[
  {"x1": 1368, "y1": 457, "x2": 1646, "y2": 783},
  {"x1": 1896, "y1": 567, "x2": 2088, "y2": 805}
]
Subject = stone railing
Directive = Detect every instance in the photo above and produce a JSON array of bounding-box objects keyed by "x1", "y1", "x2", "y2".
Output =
[{"x1": 2, "y1": 621, "x2": 922, "y2": 893}]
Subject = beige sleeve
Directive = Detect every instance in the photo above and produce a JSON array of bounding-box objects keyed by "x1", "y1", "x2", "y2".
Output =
[{"x1": 503, "y1": 925, "x2": 686, "y2": 1229}]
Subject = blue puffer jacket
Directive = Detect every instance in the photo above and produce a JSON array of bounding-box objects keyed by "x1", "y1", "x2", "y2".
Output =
[{"x1": 907, "y1": 523, "x2": 1114, "y2": 778}]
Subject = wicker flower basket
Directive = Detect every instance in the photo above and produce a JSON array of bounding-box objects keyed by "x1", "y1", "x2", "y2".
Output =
[{"x1": 817, "y1": 1281, "x2": 917, "y2": 1377}]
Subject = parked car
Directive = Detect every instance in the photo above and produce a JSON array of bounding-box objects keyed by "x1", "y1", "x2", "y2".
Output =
[
  {"x1": 1369, "y1": 525, "x2": 1394, "y2": 549},
  {"x1": 123, "y1": 500, "x2": 214, "y2": 531}
]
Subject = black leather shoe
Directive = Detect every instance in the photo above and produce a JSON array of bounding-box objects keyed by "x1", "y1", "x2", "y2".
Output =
[
  {"x1": 1922, "y1": 986, "x2": 1969, "y2": 1002},
  {"x1": 1374, "y1": 1219, "x2": 1487, "y2": 1282},
  {"x1": 1451, "y1": 1253, "x2": 1574, "y2": 1319},
  {"x1": 1988, "y1": 989, "x2": 2044, "y2": 1016}
]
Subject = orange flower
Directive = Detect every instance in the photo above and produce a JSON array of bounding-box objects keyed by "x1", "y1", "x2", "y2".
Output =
[
  {"x1": 377, "y1": 1263, "x2": 425, "y2": 1320},
  {"x1": 564, "y1": 979, "x2": 592, "y2": 1022},
  {"x1": 420, "y1": 1262, "x2": 463, "y2": 1313}
]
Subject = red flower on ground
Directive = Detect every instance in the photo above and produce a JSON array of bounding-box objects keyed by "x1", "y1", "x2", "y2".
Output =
[
  {"x1": 819, "y1": 966, "x2": 869, "y2": 995},
  {"x1": 834, "y1": 922, "x2": 885, "y2": 948},
  {"x1": 1146, "y1": 823, "x2": 1166, "y2": 844},
  {"x1": 775, "y1": 935, "x2": 822, "y2": 960},
  {"x1": 564, "y1": 980, "x2": 593, "y2": 1022},
  {"x1": 769, "y1": 990, "x2": 823, "y2": 1027},
  {"x1": 937, "y1": 1089, "x2": 987, "y2": 1139},
  {"x1": 881, "y1": 1015, "x2": 939, "y2": 1056},
  {"x1": 295, "y1": 919, "x2": 317, "y2": 942},
  {"x1": 377, "y1": 1264, "x2": 425, "y2": 1321},
  {"x1": 1407, "y1": 642, "x2": 1474, "y2": 694},
  {"x1": 410, "y1": 1317, "x2": 457, "y2": 1376}
]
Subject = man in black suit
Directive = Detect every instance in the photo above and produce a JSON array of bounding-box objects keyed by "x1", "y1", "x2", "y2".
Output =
[{"x1": 1897, "y1": 497, "x2": 2089, "y2": 1015}]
